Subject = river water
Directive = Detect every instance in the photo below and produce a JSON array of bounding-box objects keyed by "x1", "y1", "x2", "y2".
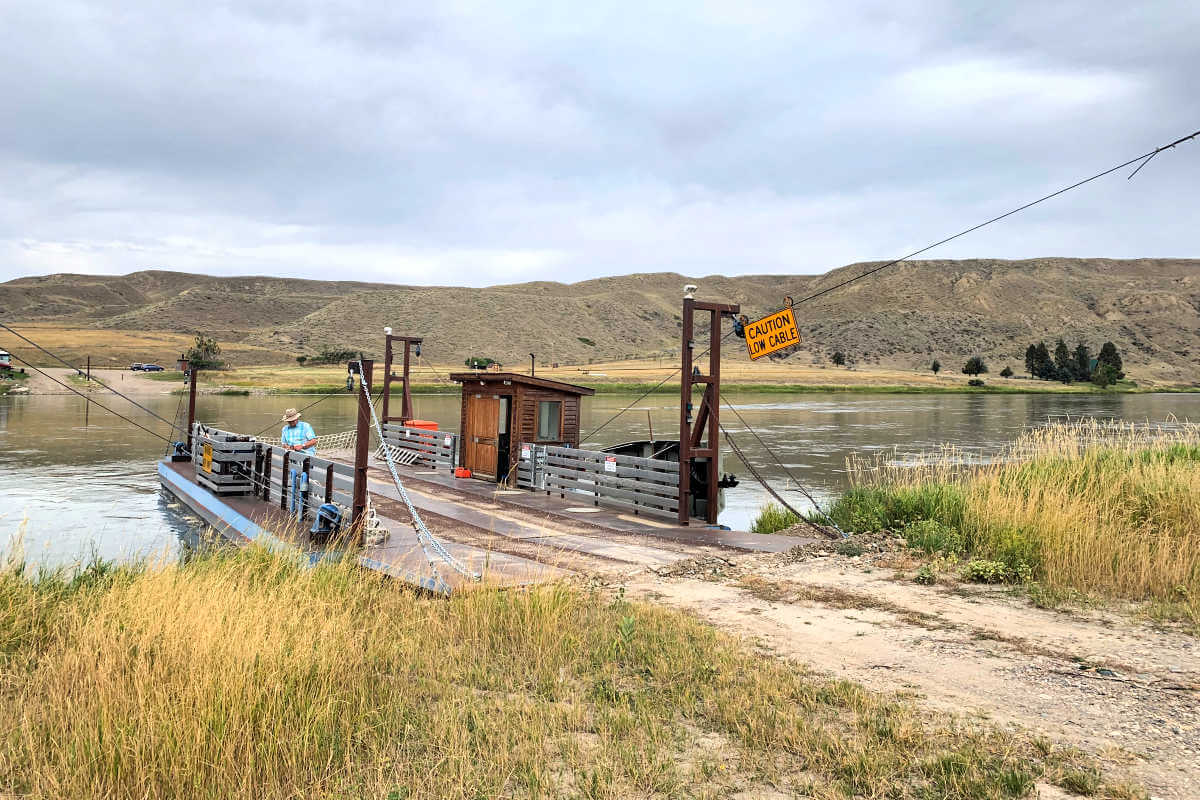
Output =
[{"x1": 2, "y1": 390, "x2": 1197, "y2": 567}]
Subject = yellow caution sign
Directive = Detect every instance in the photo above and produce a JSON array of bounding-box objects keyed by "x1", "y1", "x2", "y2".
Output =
[
  {"x1": 202, "y1": 443, "x2": 213, "y2": 474},
  {"x1": 745, "y1": 306, "x2": 801, "y2": 360}
]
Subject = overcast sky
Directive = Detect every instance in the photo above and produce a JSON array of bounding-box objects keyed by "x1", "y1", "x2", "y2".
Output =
[{"x1": 1, "y1": 1, "x2": 1197, "y2": 286}]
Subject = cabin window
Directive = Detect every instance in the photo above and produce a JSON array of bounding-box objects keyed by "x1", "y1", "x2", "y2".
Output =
[{"x1": 537, "y1": 401, "x2": 561, "y2": 441}]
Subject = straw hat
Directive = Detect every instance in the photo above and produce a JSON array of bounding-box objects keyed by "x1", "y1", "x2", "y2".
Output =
[{"x1": 281, "y1": 407, "x2": 302, "y2": 423}]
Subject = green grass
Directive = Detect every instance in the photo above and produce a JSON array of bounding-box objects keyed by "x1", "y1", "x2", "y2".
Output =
[
  {"x1": 750, "y1": 502, "x2": 801, "y2": 533},
  {"x1": 584, "y1": 382, "x2": 1140, "y2": 395},
  {"x1": 140, "y1": 369, "x2": 1163, "y2": 396},
  {"x1": 0, "y1": 370, "x2": 29, "y2": 395},
  {"x1": 825, "y1": 421, "x2": 1200, "y2": 623},
  {"x1": 0, "y1": 547, "x2": 1128, "y2": 799}
]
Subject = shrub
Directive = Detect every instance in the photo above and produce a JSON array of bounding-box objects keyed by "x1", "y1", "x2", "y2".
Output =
[
  {"x1": 999, "y1": 366, "x2": 1013, "y2": 378},
  {"x1": 834, "y1": 540, "x2": 864, "y2": 557},
  {"x1": 962, "y1": 559, "x2": 1011, "y2": 584},
  {"x1": 968, "y1": 379, "x2": 986, "y2": 387},
  {"x1": 904, "y1": 520, "x2": 964, "y2": 555},
  {"x1": 750, "y1": 502, "x2": 800, "y2": 534},
  {"x1": 826, "y1": 484, "x2": 968, "y2": 534},
  {"x1": 962, "y1": 559, "x2": 1033, "y2": 585},
  {"x1": 914, "y1": 565, "x2": 936, "y2": 585}
]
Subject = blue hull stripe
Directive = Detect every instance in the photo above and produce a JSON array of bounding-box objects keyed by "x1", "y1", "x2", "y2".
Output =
[
  {"x1": 158, "y1": 460, "x2": 443, "y2": 590},
  {"x1": 158, "y1": 461, "x2": 295, "y2": 554}
]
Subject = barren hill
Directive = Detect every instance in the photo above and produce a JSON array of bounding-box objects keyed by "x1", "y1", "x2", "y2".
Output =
[{"x1": 3, "y1": 259, "x2": 1197, "y2": 382}]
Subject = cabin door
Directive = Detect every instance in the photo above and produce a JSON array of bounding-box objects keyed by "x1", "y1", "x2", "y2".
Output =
[{"x1": 465, "y1": 393, "x2": 501, "y2": 478}]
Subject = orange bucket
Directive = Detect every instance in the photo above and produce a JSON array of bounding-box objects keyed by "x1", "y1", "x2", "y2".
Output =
[{"x1": 454, "y1": 467, "x2": 471, "y2": 479}]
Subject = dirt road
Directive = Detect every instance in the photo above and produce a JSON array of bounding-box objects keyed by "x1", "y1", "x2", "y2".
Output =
[
  {"x1": 622, "y1": 548, "x2": 1198, "y2": 799},
  {"x1": 16, "y1": 367, "x2": 174, "y2": 396}
]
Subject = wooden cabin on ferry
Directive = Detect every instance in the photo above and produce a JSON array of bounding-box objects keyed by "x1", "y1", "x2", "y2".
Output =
[{"x1": 448, "y1": 372, "x2": 595, "y2": 481}]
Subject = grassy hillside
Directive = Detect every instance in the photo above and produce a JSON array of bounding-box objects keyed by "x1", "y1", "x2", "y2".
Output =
[{"x1": 3, "y1": 259, "x2": 1197, "y2": 383}]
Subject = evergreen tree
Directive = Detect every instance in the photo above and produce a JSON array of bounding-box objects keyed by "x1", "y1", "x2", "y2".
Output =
[
  {"x1": 1072, "y1": 343, "x2": 1092, "y2": 382},
  {"x1": 1092, "y1": 364, "x2": 1118, "y2": 388},
  {"x1": 1024, "y1": 344, "x2": 1038, "y2": 376},
  {"x1": 1097, "y1": 341, "x2": 1125, "y2": 379},
  {"x1": 831, "y1": 351, "x2": 846, "y2": 366},
  {"x1": 1000, "y1": 366, "x2": 1013, "y2": 378},
  {"x1": 1053, "y1": 339, "x2": 1073, "y2": 383},
  {"x1": 1032, "y1": 341, "x2": 1053, "y2": 379},
  {"x1": 962, "y1": 356, "x2": 988, "y2": 376},
  {"x1": 931, "y1": 360, "x2": 941, "y2": 376}
]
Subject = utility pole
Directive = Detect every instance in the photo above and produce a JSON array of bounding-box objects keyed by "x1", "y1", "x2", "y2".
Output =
[
  {"x1": 351, "y1": 358, "x2": 374, "y2": 542},
  {"x1": 178, "y1": 354, "x2": 199, "y2": 452},
  {"x1": 530, "y1": 353, "x2": 536, "y2": 376}
]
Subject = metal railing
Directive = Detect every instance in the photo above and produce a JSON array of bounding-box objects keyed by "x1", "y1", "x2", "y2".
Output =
[
  {"x1": 378, "y1": 423, "x2": 458, "y2": 469},
  {"x1": 521, "y1": 443, "x2": 680, "y2": 519}
]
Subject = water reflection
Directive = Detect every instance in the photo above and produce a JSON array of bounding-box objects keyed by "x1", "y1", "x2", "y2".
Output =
[{"x1": 2, "y1": 389, "x2": 1197, "y2": 564}]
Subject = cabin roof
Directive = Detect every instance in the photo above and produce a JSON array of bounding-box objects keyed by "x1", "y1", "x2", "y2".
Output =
[{"x1": 448, "y1": 372, "x2": 596, "y2": 396}]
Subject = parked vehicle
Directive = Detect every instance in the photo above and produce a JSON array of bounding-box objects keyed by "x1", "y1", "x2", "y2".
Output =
[
  {"x1": 130, "y1": 363, "x2": 144, "y2": 370},
  {"x1": 141, "y1": 364, "x2": 165, "y2": 372}
]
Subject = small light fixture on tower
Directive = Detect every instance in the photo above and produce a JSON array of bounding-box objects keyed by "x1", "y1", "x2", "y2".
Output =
[
  {"x1": 384, "y1": 326, "x2": 392, "y2": 336},
  {"x1": 683, "y1": 284, "x2": 698, "y2": 299}
]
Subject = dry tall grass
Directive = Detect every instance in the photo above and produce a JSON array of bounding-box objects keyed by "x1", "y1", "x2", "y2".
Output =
[
  {"x1": 0, "y1": 548, "x2": 1121, "y2": 799},
  {"x1": 839, "y1": 420, "x2": 1200, "y2": 619}
]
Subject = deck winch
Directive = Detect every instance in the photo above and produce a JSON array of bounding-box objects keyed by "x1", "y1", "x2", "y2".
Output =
[{"x1": 310, "y1": 503, "x2": 343, "y2": 537}]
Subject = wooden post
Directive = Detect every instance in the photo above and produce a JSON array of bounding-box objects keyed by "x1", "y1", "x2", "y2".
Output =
[
  {"x1": 86, "y1": 355, "x2": 90, "y2": 382},
  {"x1": 280, "y1": 451, "x2": 291, "y2": 510},
  {"x1": 678, "y1": 296, "x2": 738, "y2": 526},
  {"x1": 382, "y1": 335, "x2": 420, "y2": 424},
  {"x1": 401, "y1": 343, "x2": 413, "y2": 422},
  {"x1": 678, "y1": 298, "x2": 694, "y2": 526},
  {"x1": 186, "y1": 366, "x2": 199, "y2": 452},
  {"x1": 262, "y1": 446, "x2": 273, "y2": 502},
  {"x1": 706, "y1": 308, "x2": 722, "y2": 524},
  {"x1": 382, "y1": 335, "x2": 393, "y2": 422},
  {"x1": 351, "y1": 358, "x2": 374, "y2": 540}
]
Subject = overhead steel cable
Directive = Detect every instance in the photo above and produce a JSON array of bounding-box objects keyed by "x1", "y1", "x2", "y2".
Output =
[
  {"x1": 0, "y1": 322, "x2": 185, "y2": 432},
  {"x1": 582, "y1": 126, "x2": 1200, "y2": 442},
  {"x1": 250, "y1": 390, "x2": 347, "y2": 438},
  {"x1": 9, "y1": 355, "x2": 178, "y2": 445},
  {"x1": 790, "y1": 127, "x2": 1200, "y2": 308},
  {"x1": 582, "y1": 371, "x2": 679, "y2": 443}
]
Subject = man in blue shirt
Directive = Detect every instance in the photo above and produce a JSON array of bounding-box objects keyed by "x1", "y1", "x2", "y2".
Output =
[{"x1": 280, "y1": 408, "x2": 317, "y2": 455}]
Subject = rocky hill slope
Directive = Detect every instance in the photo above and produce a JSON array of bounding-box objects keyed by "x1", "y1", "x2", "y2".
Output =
[{"x1": 3, "y1": 259, "x2": 1197, "y2": 381}]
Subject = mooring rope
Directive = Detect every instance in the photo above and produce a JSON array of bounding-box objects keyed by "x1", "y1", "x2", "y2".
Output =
[{"x1": 355, "y1": 361, "x2": 479, "y2": 585}]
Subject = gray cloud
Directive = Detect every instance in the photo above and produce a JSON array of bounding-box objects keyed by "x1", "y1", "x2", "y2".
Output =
[{"x1": 1, "y1": 0, "x2": 1197, "y2": 285}]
